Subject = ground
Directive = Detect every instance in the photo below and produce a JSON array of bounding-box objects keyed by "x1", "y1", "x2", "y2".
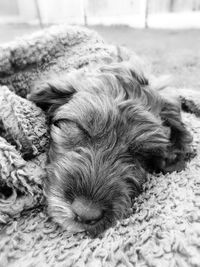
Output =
[{"x1": 0, "y1": 24, "x2": 200, "y2": 90}]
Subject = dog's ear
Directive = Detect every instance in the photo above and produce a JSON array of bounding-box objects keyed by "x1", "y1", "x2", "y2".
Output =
[
  {"x1": 99, "y1": 59, "x2": 149, "y2": 102},
  {"x1": 120, "y1": 101, "x2": 170, "y2": 171},
  {"x1": 119, "y1": 100, "x2": 169, "y2": 151},
  {"x1": 129, "y1": 116, "x2": 169, "y2": 173},
  {"x1": 28, "y1": 75, "x2": 77, "y2": 112}
]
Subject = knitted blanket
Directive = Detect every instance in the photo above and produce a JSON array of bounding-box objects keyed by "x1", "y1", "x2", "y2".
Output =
[{"x1": 0, "y1": 25, "x2": 200, "y2": 267}]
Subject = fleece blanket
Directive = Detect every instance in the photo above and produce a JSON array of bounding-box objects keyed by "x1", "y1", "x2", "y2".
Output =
[{"x1": 0, "y1": 25, "x2": 200, "y2": 267}]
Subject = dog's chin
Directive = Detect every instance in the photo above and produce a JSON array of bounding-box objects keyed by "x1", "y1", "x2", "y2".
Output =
[
  {"x1": 46, "y1": 189, "x2": 131, "y2": 236},
  {"x1": 47, "y1": 195, "x2": 85, "y2": 234},
  {"x1": 46, "y1": 194, "x2": 114, "y2": 236}
]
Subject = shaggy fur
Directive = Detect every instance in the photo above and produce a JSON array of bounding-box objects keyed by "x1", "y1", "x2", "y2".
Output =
[{"x1": 29, "y1": 58, "x2": 193, "y2": 236}]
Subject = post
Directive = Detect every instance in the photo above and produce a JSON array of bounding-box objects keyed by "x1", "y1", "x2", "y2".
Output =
[
  {"x1": 141, "y1": 0, "x2": 149, "y2": 28},
  {"x1": 81, "y1": 0, "x2": 88, "y2": 26},
  {"x1": 34, "y1": 0, "x2": 44, "y2": 28},
  {"x1": 144, "y1": 0, "x2": 149, "y2": 28}
]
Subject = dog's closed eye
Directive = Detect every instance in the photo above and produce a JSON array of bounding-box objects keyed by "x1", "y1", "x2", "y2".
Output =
[
  {"x1": 53, "y1": 118, "x2": 91, "y2": 137},
  {"x1": 51, "y1": 119, "x2": 90, "y2": 150},
  {"x1": 28, "y1": 74, "x2": 77, "y2": 113}
]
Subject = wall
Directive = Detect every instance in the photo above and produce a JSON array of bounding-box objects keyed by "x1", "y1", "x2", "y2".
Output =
[
  {"x1": 0, "y1": 0, "x2": 19, "y2": 16},
  {"x1": 0, "y1": 0, "x2": 200, "y2": 28},
  {"x1": 37, "y1": 0, "x2": 84, "y2": 24}
]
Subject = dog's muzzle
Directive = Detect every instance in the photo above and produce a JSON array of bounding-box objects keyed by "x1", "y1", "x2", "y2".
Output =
[{"x1": 72, "y1": 197, "x2": 103, "y2": 225}]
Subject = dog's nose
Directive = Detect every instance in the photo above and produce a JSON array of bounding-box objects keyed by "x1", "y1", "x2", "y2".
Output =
[{"x1": 72, "y1": 198, "x2": 102, "y2": 225}]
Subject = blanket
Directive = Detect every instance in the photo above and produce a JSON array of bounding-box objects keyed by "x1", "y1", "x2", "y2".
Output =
[{"x1": 0, "y1": 25, "x2": 200, "y2": 267}]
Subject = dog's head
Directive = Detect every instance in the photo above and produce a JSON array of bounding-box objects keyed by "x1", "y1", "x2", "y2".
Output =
[{"x1": 29, "y1": 62, "x2": 181, "y2": 236}]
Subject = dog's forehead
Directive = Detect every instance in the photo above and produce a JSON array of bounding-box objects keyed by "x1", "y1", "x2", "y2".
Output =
[{"x1": 53, "y1": 91, "x2": 120, "y2": 135}]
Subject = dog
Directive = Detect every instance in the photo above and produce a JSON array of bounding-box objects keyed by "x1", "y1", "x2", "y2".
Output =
[{"x1": 29, "y1": 56, "x2": 193, "y2": 237}]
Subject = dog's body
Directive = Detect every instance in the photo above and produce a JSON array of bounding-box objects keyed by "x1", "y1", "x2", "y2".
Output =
[{"x1": 29, "y1": 54, "x2": 193, "y2": 236}]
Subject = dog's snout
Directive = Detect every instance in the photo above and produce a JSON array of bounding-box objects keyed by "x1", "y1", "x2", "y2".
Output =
[{"x1": 72, "y1": 197, "x2": 102, "y2": 225}]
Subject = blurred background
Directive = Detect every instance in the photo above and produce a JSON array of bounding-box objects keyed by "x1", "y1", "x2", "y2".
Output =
[{"x1": 0, "y1": 0, "x2": 200, "y2": 89}]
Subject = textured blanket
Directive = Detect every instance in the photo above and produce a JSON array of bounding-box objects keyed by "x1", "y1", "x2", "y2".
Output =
[{"x1": 0, "y1": 25, "x2": 200, "y2": 267}]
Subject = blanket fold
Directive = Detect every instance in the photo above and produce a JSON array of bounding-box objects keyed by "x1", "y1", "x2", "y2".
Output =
[{"x1": 0, "y1": 86, "x2": 49, "y2": 159}]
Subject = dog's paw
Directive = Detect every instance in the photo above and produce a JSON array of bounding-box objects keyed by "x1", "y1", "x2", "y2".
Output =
[
  {"x1": 180, "y1": 89, "x2": 200, "y2": 117},
  {"x1": 162, "y1": 146, "x2": 196, "y2": 173}
]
